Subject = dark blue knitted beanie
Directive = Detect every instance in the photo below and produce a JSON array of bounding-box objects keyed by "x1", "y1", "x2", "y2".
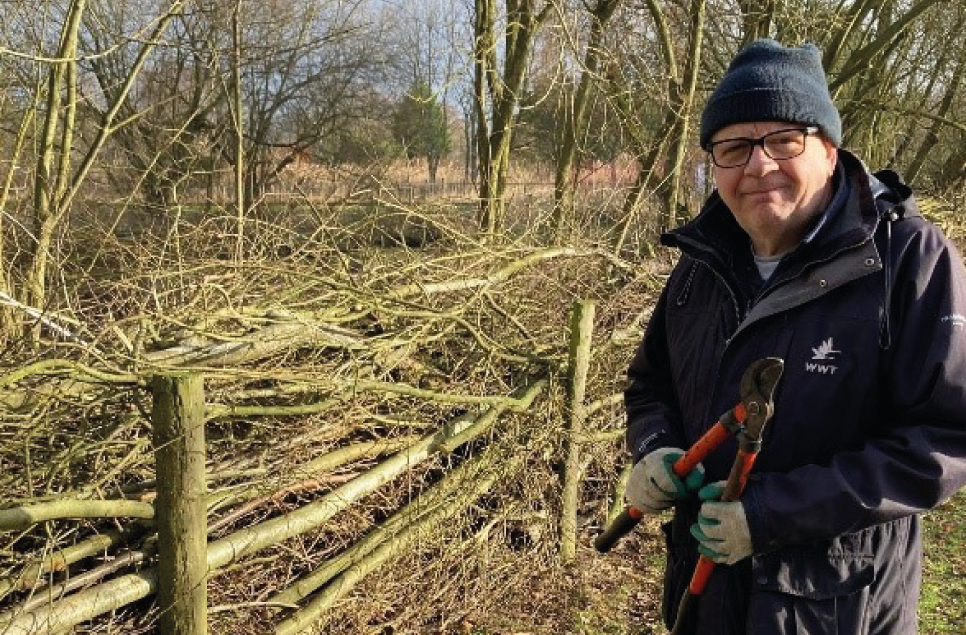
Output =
[{"x1": 700, "y1": 39, "x2": 841, "y2": 149}]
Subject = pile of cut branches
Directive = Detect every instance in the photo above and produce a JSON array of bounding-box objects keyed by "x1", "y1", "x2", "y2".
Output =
[{"x1": 0, "y1": 203, "x2": 668, "y2": 633}]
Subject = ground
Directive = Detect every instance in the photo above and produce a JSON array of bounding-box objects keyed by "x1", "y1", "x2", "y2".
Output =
[{"x1": 460, "y1": 492, "x2": 966, "y2": 635}]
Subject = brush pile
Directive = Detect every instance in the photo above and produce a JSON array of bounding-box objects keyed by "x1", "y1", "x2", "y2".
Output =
[{"x1": 0, "y1": 203, "x2": 669, "y2": 633}]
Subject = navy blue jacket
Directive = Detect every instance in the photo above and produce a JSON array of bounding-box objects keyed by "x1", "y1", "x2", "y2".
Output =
[{"x1": 625, "y1": 149, "x2": 966, "y2": 634}]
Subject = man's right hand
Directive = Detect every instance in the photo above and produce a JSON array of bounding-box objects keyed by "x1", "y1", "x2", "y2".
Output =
[{"x1": 626, "y1": 447, "x2": 705, "y2": 513}]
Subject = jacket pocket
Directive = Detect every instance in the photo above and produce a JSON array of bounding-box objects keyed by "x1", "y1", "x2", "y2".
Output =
[{"x1": 748, "y1": 536, "x2": 875, "y2": 635}]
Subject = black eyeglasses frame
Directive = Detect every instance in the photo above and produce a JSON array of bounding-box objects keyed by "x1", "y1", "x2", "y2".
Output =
[{"x1": 706, "y1": 126, "x2": 821, "y2": 168}]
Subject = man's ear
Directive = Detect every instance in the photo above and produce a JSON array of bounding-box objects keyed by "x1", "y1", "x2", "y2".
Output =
[{"x1": 824, "y1": 142, "x2": 838, "y2": 174}]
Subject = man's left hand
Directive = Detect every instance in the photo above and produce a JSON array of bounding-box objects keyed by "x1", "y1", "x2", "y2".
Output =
[{"x1": 690, "y1": 481, "x2": 752, "y2": 565}]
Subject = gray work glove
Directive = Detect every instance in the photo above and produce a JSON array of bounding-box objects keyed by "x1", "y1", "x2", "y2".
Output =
[
  {"x1": 626, "y1": 447, "x2": 705, "y2": 514},
  {"x1": 690, "y1": 481, "x2": 753, "y2": 565}
]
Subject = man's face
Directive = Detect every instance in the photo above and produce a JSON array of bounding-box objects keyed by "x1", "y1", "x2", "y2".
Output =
[{"x1": 710, "y1": 120, "x2": 837, "y2": 257}]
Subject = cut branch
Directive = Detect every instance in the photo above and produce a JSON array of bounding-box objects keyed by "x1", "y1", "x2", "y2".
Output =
[
  {"x1": 273, "y1": 447, "x2": 515, "y2": 635},
  {"x1": 268, "y1": 438, "x2": 511, "y2": 609},
  {"x1": 0, "y1": 530, "x2": 125, "y2": 598},
  {"x1": 0, "y1": 500, "x2": 154, "y2": 532},
  {"x1": 0, "y1": 389, "x2": 544, "y2": 633}
]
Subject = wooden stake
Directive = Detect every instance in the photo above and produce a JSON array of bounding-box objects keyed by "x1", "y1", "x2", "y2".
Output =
[
  {"x1": 561, "y1": 299, "x2": 595, "y2": 562},
  {"x1": 153, "y1": 373, "x2": 208, "y2": 635}
]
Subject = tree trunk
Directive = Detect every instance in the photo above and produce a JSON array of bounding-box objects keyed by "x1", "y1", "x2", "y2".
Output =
[
  {"x1": 27, "y1": 0, "x2": 87, "y2": 339},
  {"x1": 660, "y1": 0, "x2": 706, "y2": 230},
  {"x1": 0, "y1": 103, "x2": 35, "y2": 338},
  {"x1": 232, "y1": 0, "x2": 246, "y2": 261},
  {"x1": 605, "y1": 0, "x2": 688, "y2": 248},
  {"x1": 474, "y1": 0, "x2": 496, "y2": 231},
  {"x1": 890, "y1": 37, "x2": 949, "y2": 167},
  {"x1": 906, "y1": 53, "x2": 966, "y2": 183},
  {"x1": 611, "y1": 161, "x2": 649, "y2": 257},
  {"x1": 828, "y1": 0, "x2": 945, "y2": 92},
  {"x1": 552, "y1": 0, "x2": 622, "y2": 244},
  {"x1": 940, "y1": 146, "x2": 966, "y2": 188},
  {"x1": 822, "y1": 0, "x2": 879, "y2": 73},
  {"x1": 25, "y1": 1, "x2": 182, "y2": 343},
  {"x1": 475, "y1": 0, "x2": 550, "y2": 236},
  {"x1": 739, "y1": 0, "x2": 776, "y2": 46}
]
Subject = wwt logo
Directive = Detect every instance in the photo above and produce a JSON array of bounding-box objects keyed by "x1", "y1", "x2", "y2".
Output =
[{"x1": 806, "y1": 337, "x2": 840, "y2": 374}]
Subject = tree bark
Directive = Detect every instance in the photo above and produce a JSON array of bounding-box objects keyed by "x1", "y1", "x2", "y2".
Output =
[
  {"x1": 660, "y1": 0, "x2": 706, "y2": 229},
  {"x1": 475, "y1": 0, "x2": 551, "y2": 235},
  {"x1": 560, "y1": 300, "x2": 595, "y2": 563},
  {"x1": 605, "y1": 0, "x2": 692, "y2": 245},
  {"x1": 153, "y1": 373, "x2": 208, "y2": 635},
  {"x1": 906, "y1": 52, "x2": 966, "y2": 183},
  {"x1": 828, "y1": 0, "x2": 945, "y2": 92},
  {"x1": 0, "y1": 103, "x2": 35, "y2": 337},
  {"x1": 25, "y1": 1, "x2": 183, "y2": 344},
  {"x1": 552, "y1": 0, "x2": 622, "y2": 243},
  {"x1": 738, "y1": 0, "x2": 776, "y2": 46},
  {"x1": 822, "y1": 0, "x2": 879, "y2": 72},
  {"x1": 0, "y1": 500, "x2": 154, "y2": 532},
  {"x1": 232, "y1": 0, "x2": 246, "y2": 261},
  {"x1": 27, "y1": 0, "x2": 87, "y2": 340}
]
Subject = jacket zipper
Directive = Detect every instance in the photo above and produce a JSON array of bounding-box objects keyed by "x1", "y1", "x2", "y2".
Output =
[
  {"x1": 683, "y1": 233, "x2": 877, "y2": 428},
  {"x1": 681, "y1": 256, "x2": 743, "y2": 428}
]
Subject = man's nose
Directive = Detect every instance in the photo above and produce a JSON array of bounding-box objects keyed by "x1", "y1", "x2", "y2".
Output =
[{"x1": 744, "y1": 144, "x2": 778, "y2": 175}]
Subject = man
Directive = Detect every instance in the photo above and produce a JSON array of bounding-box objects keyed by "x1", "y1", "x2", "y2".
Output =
[{"x1": 624, "y1": 39, "x2": 966, "y2": 634}]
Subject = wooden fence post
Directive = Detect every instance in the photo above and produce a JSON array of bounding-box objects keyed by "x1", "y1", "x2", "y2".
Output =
[
  {"x1": 561, "y1": 299, "x2": 595, "y2": 563},
  {"x1": 153, "y1": 373, "x2": 208, "y2": 635}
]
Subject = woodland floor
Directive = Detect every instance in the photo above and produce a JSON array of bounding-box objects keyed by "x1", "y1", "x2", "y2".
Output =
[{"x1": 295, "y1": 494, "x2": 966, "y2": 635}]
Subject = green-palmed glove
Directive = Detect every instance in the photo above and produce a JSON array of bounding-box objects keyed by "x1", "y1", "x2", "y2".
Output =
[
  {"x1": 626, "y1": 447, "x2": 705, "y2": 513},
  {"x1": 690, "y1": 481, "x2": 753, "y2": 565}
]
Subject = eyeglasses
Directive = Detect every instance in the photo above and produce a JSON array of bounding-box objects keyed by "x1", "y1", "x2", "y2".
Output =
[{"x1": 707, "y1": 127, "x2": 820, "y2": 168}]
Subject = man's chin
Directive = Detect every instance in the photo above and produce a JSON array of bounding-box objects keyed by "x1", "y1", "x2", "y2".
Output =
[
  {"x1": 742, "y1": 190, "x2": 786, "y2": 205},
  {"x1": 741, "y1": 202, "x2": 788, "y2": 220}
]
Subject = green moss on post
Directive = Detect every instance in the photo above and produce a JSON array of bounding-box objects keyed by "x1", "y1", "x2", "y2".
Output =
[{"x1": 153, "y1": 373, "x2": 208, "y2": 635}]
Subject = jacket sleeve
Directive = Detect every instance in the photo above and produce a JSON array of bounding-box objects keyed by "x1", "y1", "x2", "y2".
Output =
[
  {"x1": 625, "y1": 274, "x2": 687, "y2": 464},
  {"x1": 745, "y1": 220, "x2": 966, "y2": 552}
]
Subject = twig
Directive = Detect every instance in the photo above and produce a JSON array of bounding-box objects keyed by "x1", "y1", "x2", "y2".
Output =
[{"x1": 0, "y1": 529, "x2": 125, "y2": 598}]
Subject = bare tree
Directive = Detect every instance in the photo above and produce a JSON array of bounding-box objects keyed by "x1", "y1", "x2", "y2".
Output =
[
  {"x1": 474, "y1": 0, "x2": 552, "y2": 235},
  {"x1": 22, "y1": 0, "x2": 184, "y2": 342},
  {"x1": 550, "y1": 0, "x2": 622, "y2": 244},
  {"x1": 82, "y1": 0, "x2": 227, "y2": 219},
  {"x1": 231, "y1": 0, "x2": 390, "y2": 206},
  {"x1": 386, "y1": 0, "x2": 464, "y2": 183},
  {"x1": 608, "y1": 0, "x2": 705, "y2": 253}
]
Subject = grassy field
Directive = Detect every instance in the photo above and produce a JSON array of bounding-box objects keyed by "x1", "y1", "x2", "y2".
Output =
[{"x1": 921, "y1": 490, "x2": 966, "y2": 633}]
